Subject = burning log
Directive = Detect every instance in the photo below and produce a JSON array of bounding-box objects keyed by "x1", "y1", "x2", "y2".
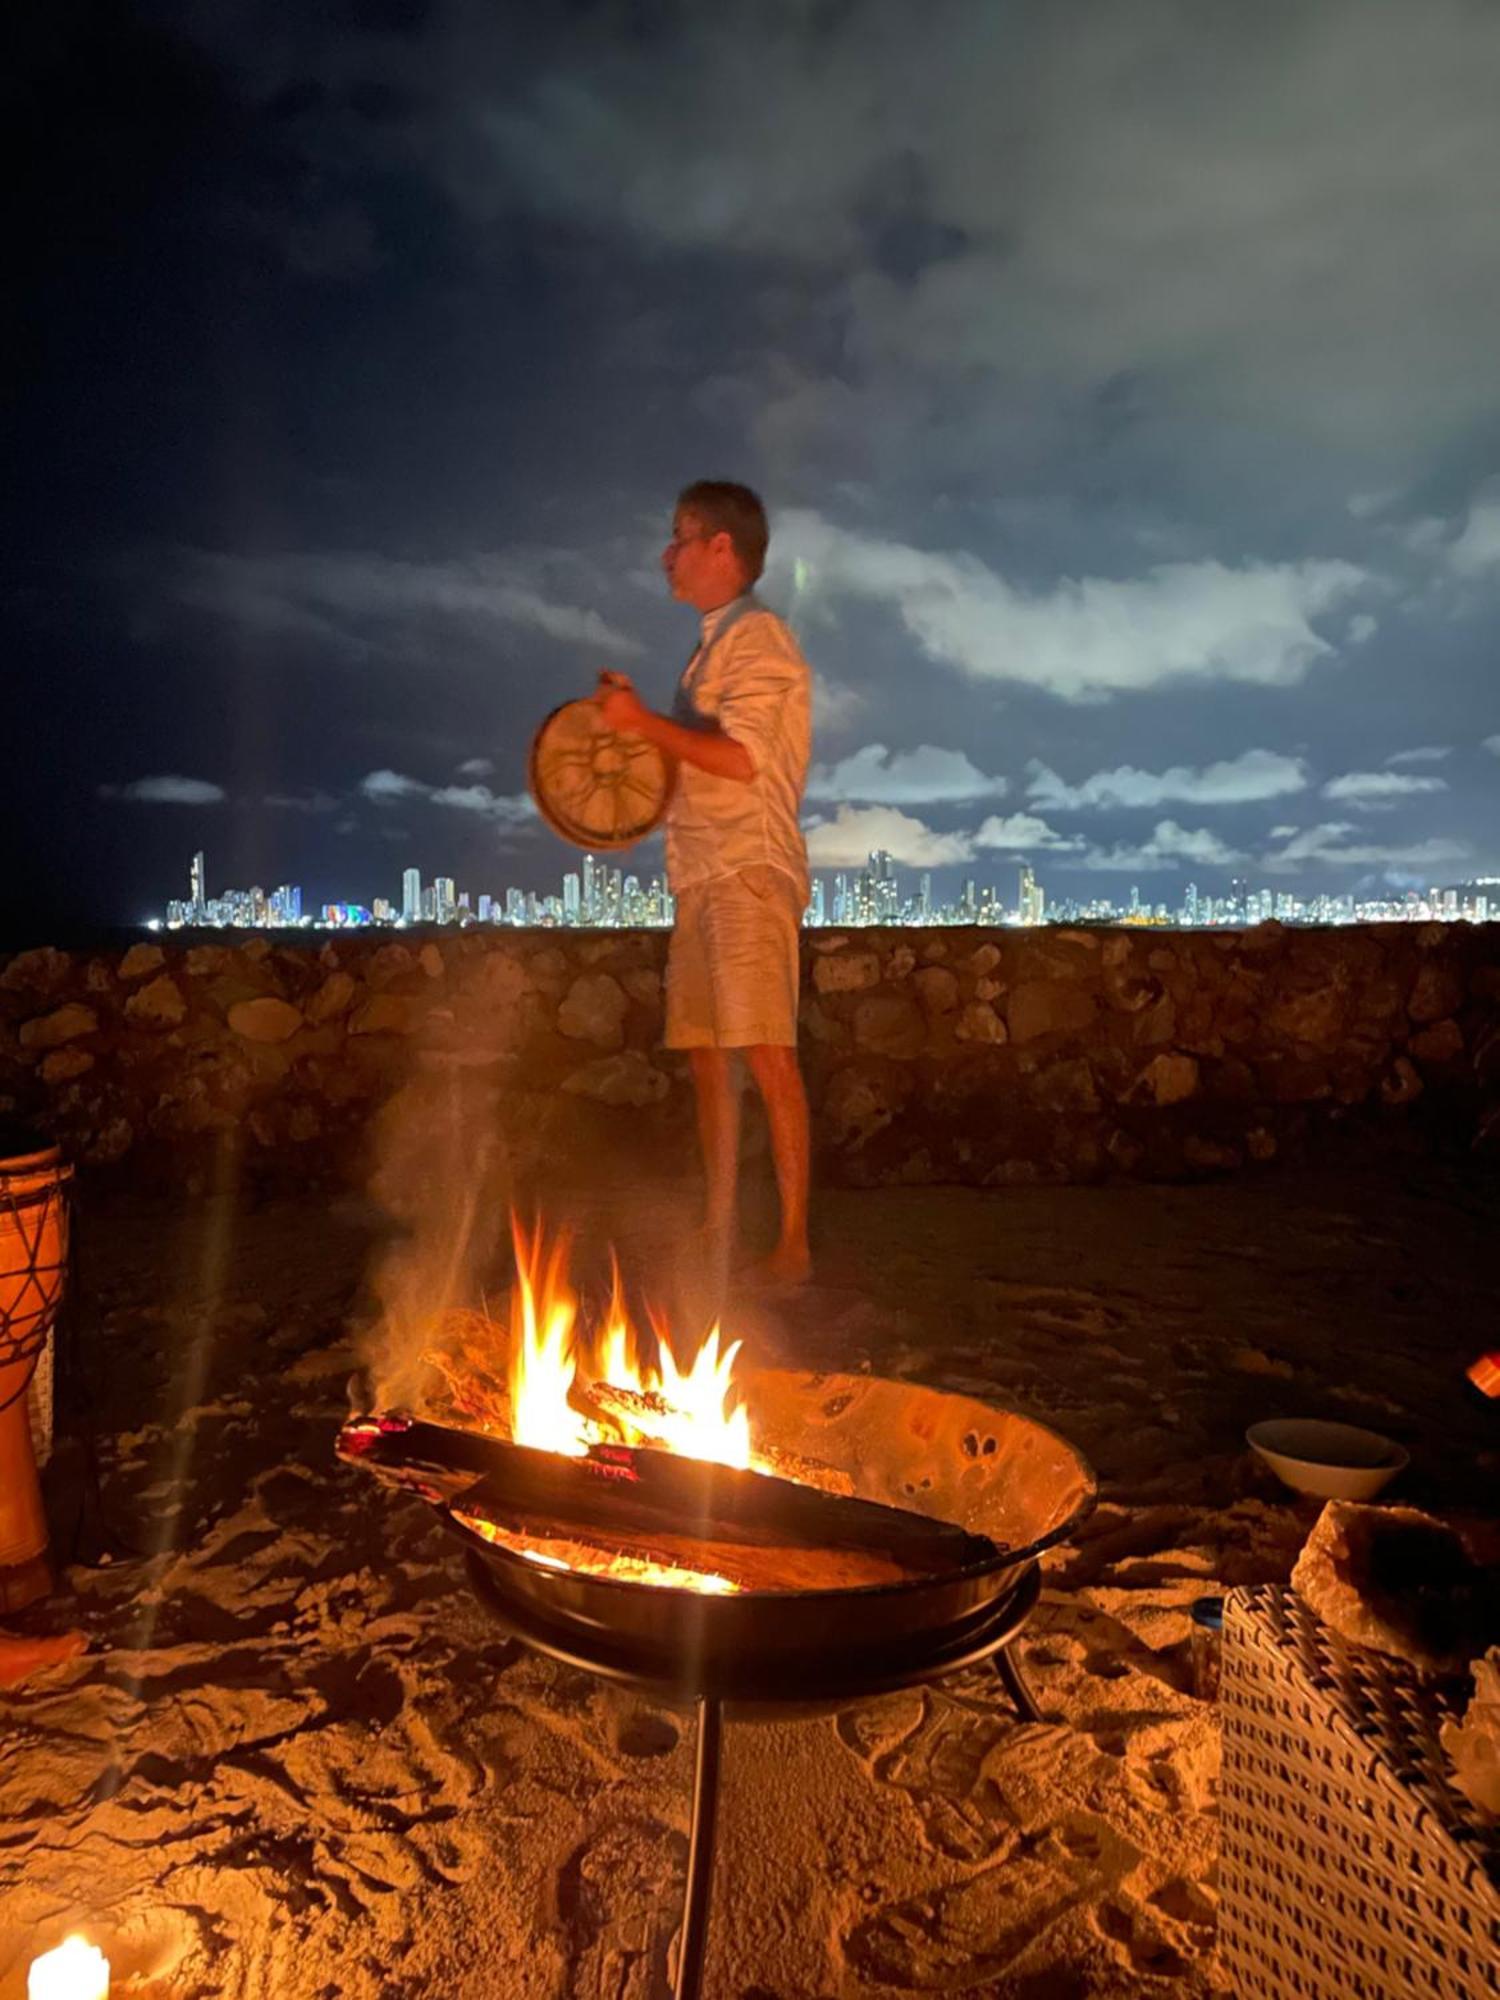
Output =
[
  {"x1": 340, "y1": 1414, "x2": 998, "y2": 1594},
  {"x1": 574, "y1": 1379, "x2": 857, "y2": 1497}
]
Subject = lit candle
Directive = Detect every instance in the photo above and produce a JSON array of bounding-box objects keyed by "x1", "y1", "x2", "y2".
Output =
[{"x1": 28, "y1": 1936, "x2": 109, "y2": 2000}]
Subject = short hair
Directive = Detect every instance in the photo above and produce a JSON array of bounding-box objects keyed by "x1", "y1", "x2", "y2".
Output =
[{"x1": 677, "y1": 480, "x2": 769, "y2": 583}]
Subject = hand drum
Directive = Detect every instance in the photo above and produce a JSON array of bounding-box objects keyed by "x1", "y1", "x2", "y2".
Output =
[{"x1": 527, "y1": 699, "x2": 674, "y2": 851}]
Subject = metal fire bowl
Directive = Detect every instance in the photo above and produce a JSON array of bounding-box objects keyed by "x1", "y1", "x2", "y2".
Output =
[{"x1": 351, "y1": 1369, "x2": 1096, "y2": 1698}]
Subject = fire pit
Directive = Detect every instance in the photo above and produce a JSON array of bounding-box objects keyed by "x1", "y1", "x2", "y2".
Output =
[{"x1": 337, "y1": 1229, "x2": 1096, "y2": 1998}]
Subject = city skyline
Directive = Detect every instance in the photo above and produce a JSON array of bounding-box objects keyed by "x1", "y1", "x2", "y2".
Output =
[{"x1": 156, "y1": 848, "x2": 1499, "y2": 939}]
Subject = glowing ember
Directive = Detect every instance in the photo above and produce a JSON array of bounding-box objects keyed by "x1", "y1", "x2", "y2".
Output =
[
  {"x1": 505, "y1": 1217, "x2": 752, "y2": 1474},
  {"x1": 461, "y1": 1512, "x2": 739, "y2": 1594}
]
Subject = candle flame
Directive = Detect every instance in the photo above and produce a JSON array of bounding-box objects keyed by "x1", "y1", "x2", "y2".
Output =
[{"x1": 28, "y1": 1936, "x2": 109, "y2": 2000}]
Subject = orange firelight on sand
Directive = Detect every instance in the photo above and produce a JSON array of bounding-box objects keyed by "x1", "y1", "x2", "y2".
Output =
[
  {"x1": 28, "y1": 1936, "x2": 109, "y2": 2000},
  {"x1": 505, "y1": 1217, "x2": 752, "y2": 1473}
]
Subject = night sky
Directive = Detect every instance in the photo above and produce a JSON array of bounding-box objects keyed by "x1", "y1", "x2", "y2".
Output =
[{"x1": 7, "y1": 0, "x2": 1500, "y2": 938}]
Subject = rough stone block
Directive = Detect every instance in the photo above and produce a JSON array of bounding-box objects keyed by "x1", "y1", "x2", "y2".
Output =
[
  {"x1": 1131, "y1": 1052, "x2": 1200, "y2": 1106},
  {"x1": 124, "y1": 976, "x2": 186, "y2": 1028},
  {"x1": 913, "y1": 967, "x2": 960, "y2": 1016},
  {"x1": 348, "y1": 993, "x2": 419, "y2": 1037},
  {"x1": 1409, "y1": 1016, "x2": 1464, "y2": 1065},
  {"x1": 813, "y1": 950, "x2": 882, "y2": 994},
  {"x1": 306, "y1": 971, "x2": 357, "y2": 1024},
  {"x1": 228, "y1": 997, "x2": 305, "y2": 1044},
  {"x1": 955, "y1": 1001, "x2": 1007, "y2": 1045},
  {"x1": 118, "y1": 942, "x2": 165, "y2": 982},
  {"x1": 19, "y1": 1003, "x2": 98, "y2": 1050},
  {"x1": 558, "y1": 973, "x2": 628, "y2": 1049},
  {"x1": 0, "y1": 946, "x2": 72, "y2": 994},
  {"x1": 40, "y1": 1047, "x2": 94, "y2": 1082},
  {"x1": 1006, "y1": 979, "x2": 1097, "y2": 1044},
  {"x1": 1408, "y1": 959, "x2": 1464, "y2": 1024}
]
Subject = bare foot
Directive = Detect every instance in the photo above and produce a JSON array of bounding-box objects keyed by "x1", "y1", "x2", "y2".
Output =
[
  {"x1": 0, "y1": 1629, "x2": 88, "y2": 1689},
  {"x1": 740, "y1": 1244, "x2": 813, "y2": 1290}
]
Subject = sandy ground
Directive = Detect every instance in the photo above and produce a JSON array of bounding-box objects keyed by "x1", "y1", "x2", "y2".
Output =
[{"x1": 1, "y1": 1151, "x2": 1496, "y2": 1998}]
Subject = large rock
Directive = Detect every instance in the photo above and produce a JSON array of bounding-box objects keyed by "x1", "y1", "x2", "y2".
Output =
[
  {"x1": 124, "y1": 976, "x2": 186, "y2": 1028},
  {"x1": 1381, "y1": 1055, "x2": 1424, "y2": 1105},
  {"x1": 561, "y1": 1050, "x2": 671, "y2": 1106},
  {"x1": 913, "y1": 967, "x2": 959, "y2": 1016},
  {"x1": 0, "y1": 947, "x2": 72, "y2": 995},
  {"x1": 1408, "y1": 960, "x2": 1465, "y2": 1025},
  {"x1": 852, "y1": 994, "x2": 925, "y2": 1060},
  {"x1": 955, "y1": 1001, "x2": 1006, "y2": 1045},
  {"x1": 812, "y1": 950, "x2": 881, "y2": 995},
  {"x1": 1033, "y1": 1057, "x2": 1099, "y2": 1112},
  {"x1": 1130, "y1": 993, "x2": 1176, "y2": 1046},
  {"x1": 622, "y1": 967, "x2": 662, "y2": 1007},
  {"x1": 19, "y1": 1003, "x2": 98, "y2": 1050},
  {"x1": 184, "y1": 945, "x2": 229, "y2": 977},
  {"x1": 85, "y1": 1116, "x2": 134, "y2": 1165},
  {"x1": 419, "y1": 943, "x2": 445, "y2": 980},
  {"x1": 40, "y1": 1047, "x2": 94, "y2": 1082},
  {"x1": 558, "y1": 973, "x2": 628, "y2": 1050},
  {"x1": 367, "y1": 943, "x2": 415, "y2": 988},
  {"x1": 1409, "y1": 1017, "x2": 1464, "y2": 1066},
  {"x1": 1130, "y1": 1052, "x2": 1200, "y2": 1106},
  {"x1": 478, "y1": 951, "x2": 530, "y2": 1006},
  {"x1": 118, "y1": 942, "x2": 165, "y2": 982},
  {"x1": 228, "y1": 997, "x2": 304, "y2": 1044},
  {"x1": 822, "y1": 1065, "x2": 902, "y2": 1148},
  {"x1": 1265, "y1": 983, "x2": 1345, "y2": 1049},
  {"x1": 306, "y1": 971, "x2": 358, "y2": 1024},
  {"x1": 348, "y1": 993, "x2": 419, "y2": 1036},
  {"x1": 1006, "y1": 979, "x2": 1097, "y2": 1045}
]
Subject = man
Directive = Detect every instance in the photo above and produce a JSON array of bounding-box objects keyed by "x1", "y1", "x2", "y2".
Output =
[{"x1": 597, "y1": 481, "x2": 813, "y2": 1284}]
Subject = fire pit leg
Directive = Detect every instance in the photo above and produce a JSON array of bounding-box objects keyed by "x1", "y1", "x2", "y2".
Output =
[
  {"x1": 675, "y1": 1693, "x2": 723, "y2": 2000},
  {"x1": 993, "y1": 1642, "x2": 1043, "y2": 1724}
]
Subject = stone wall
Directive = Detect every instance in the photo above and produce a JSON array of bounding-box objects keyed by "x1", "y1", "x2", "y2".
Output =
[{"x1": 1, "y1": 924, "x2": 1497, "y2": 1188}]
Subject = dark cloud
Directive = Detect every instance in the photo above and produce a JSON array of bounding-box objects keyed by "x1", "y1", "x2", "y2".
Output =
[{"x1": 6, "y1": 0, "x2": 1500, "y2": 926}]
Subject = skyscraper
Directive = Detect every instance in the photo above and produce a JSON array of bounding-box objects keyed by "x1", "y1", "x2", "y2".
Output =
[
  {"x1": 190, "y1": 850, "x2": 207, "y2": 920},
  {"x1": 1019, "y1": 864, "x2": 1038, "y2": 925},
  {"x1": 402, "y1": 868, "x2": 422, "y2": 924}
]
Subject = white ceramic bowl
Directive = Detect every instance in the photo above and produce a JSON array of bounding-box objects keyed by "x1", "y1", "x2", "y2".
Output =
[{"x1": 1245, "y1": 1418, "x2": 1409, "y2": 1501}]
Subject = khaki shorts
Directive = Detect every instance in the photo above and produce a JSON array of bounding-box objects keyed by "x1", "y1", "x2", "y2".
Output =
[{"x1": 665, "y1": 865, "x2": 805, "y2": 1049}]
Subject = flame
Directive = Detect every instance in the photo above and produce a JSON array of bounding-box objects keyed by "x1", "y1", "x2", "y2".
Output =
[
  {"x1": 28, "y1": 1937, "x2": 110, "y2": 2000},
  {"x1": 505, "y1": 1215, "x2": 752, "y2": 1473}
]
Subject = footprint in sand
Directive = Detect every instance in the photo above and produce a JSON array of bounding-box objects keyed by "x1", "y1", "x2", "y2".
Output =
[
  {"x1": 844, "y1": 1853, "x2": 1080, "y2": 1990},
  {"x1": 609, "y1": 1707, "x2": 681, "y2": 1759},
  {"x1": 973, "y1": 1281, "x2": 1129, "y2": 1344},
  {"x1": 557, "y1": 1815, "x2": 686, "y2": 2000},
  {"x1": 838, "y1": 1690, "x2": 1021, "y2": 1863},
  {"x1": 1095, "y1": 1898, "x2": 1192, "y2": 1979}
]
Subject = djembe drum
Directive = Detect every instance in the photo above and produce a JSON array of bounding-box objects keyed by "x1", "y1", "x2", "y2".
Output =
[
  {"x1": 528, "y1": 694, "x2": 674, "y2": 850},
  {"x1": 0, "y1": 1138, "x2": 72, "y2": 1610}
]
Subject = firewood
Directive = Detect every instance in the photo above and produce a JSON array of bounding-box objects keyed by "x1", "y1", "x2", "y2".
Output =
[{"x1": 344, "y1": 1416, "x2": 997, "y2": 1588}]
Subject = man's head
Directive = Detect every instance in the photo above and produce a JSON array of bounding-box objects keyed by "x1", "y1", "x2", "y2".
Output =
[{"x1": 663, "y1": 480, "x2": 768, "y2": 611}]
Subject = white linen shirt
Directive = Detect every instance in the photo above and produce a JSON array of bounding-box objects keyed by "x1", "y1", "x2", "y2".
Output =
[{"x1": 664, "y1": 592, "x2": 812, "y2": 895}]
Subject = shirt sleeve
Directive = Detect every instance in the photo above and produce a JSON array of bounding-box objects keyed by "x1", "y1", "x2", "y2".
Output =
[{"x1": 706, "y1": 615, "x2": 809, "y2": 778}]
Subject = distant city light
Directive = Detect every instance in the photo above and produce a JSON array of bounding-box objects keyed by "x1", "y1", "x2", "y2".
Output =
[{"x1": 152, "y1": 849, "x2": 1498, "y2": 936}]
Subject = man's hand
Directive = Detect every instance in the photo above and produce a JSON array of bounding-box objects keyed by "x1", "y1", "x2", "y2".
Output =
[{"x1": 596, "y1": 670, "x2": 651, "y2": 735}]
